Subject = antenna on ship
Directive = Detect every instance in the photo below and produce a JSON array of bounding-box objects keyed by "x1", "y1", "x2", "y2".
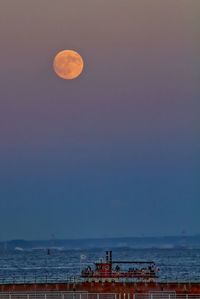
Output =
[
  {"x1": 109, "y1": 251, "x2": 112, "y2": 263},
  {"x1": 106, "y1": 251, "x2": 109, "y2": 262},
  {"x1": 106, "y1": 251, "x2": 112, "y2": 263}
]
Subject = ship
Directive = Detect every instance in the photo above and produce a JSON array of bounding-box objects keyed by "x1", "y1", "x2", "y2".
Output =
[{"x1": 81, "y1": 250, "x2": 159, "y2": 282}]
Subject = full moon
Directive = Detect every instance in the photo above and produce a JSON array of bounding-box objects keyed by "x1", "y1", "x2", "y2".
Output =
[{"x1": 53, "y1": 50, "x2": 84, "y2": 80}]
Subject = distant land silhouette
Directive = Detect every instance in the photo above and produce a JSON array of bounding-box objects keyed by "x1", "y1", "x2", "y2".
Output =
[{"x1": 1, "y1": 235, "x2": 200, "y2": 250}]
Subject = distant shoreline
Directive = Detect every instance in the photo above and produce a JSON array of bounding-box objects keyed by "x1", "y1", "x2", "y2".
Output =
[{"x1": 1, "y1": 235, "x2": 200, "y2": 250}]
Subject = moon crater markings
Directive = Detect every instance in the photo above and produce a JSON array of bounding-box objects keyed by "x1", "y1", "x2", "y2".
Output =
[{"x1": 53, "y1": 50, "x2": 84, "y2": 80}]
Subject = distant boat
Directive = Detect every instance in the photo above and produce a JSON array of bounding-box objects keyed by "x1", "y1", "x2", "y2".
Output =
[{"x1": 81, "y1": 250, "x2": 159, "y2": 282}]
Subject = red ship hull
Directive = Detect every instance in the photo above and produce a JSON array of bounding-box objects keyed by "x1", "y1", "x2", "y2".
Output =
[{"x1": 1, "y1": 282, "x2": 200, "y2": 294}]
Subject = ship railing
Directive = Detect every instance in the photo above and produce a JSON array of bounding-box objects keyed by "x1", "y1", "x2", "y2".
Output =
[
  {"x1": 0, "y1": 292, "x2": 116, "y2": 299},
  {"x1": 134, "y1": 294, "x2": 200, "y2": 299},
  {"x1": 81, "y1": 271, "x2": 158, "y2": 277},
  {"x1": 0, "y1": 293, "x2": 200, "y2": 299}
]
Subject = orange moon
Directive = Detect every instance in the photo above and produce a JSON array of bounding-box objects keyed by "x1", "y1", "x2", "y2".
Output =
[{"x1": 53, "y1": 50, "x2": 84, "y2": 80}]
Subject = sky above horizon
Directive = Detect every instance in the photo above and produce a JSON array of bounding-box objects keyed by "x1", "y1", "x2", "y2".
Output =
[{"x1": 0, "y1": 0, "x2": 199, "y2": 241}]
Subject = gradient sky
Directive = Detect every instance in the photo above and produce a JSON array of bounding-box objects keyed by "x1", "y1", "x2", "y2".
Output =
[{"x1": 0, "y1": 0, "x2": 199, "y2": 240}]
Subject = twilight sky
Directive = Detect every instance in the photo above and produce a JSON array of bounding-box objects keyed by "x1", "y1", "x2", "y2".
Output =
[{"x1": 0, "y1": 0, "x2": 199, "y2": 240}]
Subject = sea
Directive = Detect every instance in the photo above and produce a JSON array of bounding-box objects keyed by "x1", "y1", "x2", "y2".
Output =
[{"x1": 0, "y1": 248, "x2": 200, "y2": 284}]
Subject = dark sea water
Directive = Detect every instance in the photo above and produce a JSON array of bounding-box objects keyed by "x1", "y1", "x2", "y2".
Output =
[{"x1": 0, "y1": 248, "x2": 200, "y2": 284}]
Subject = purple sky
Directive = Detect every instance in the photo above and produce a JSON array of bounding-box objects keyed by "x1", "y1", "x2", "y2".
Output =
[{"x1": 0, "y1": 0, "x2": 199, "y2": 240}]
